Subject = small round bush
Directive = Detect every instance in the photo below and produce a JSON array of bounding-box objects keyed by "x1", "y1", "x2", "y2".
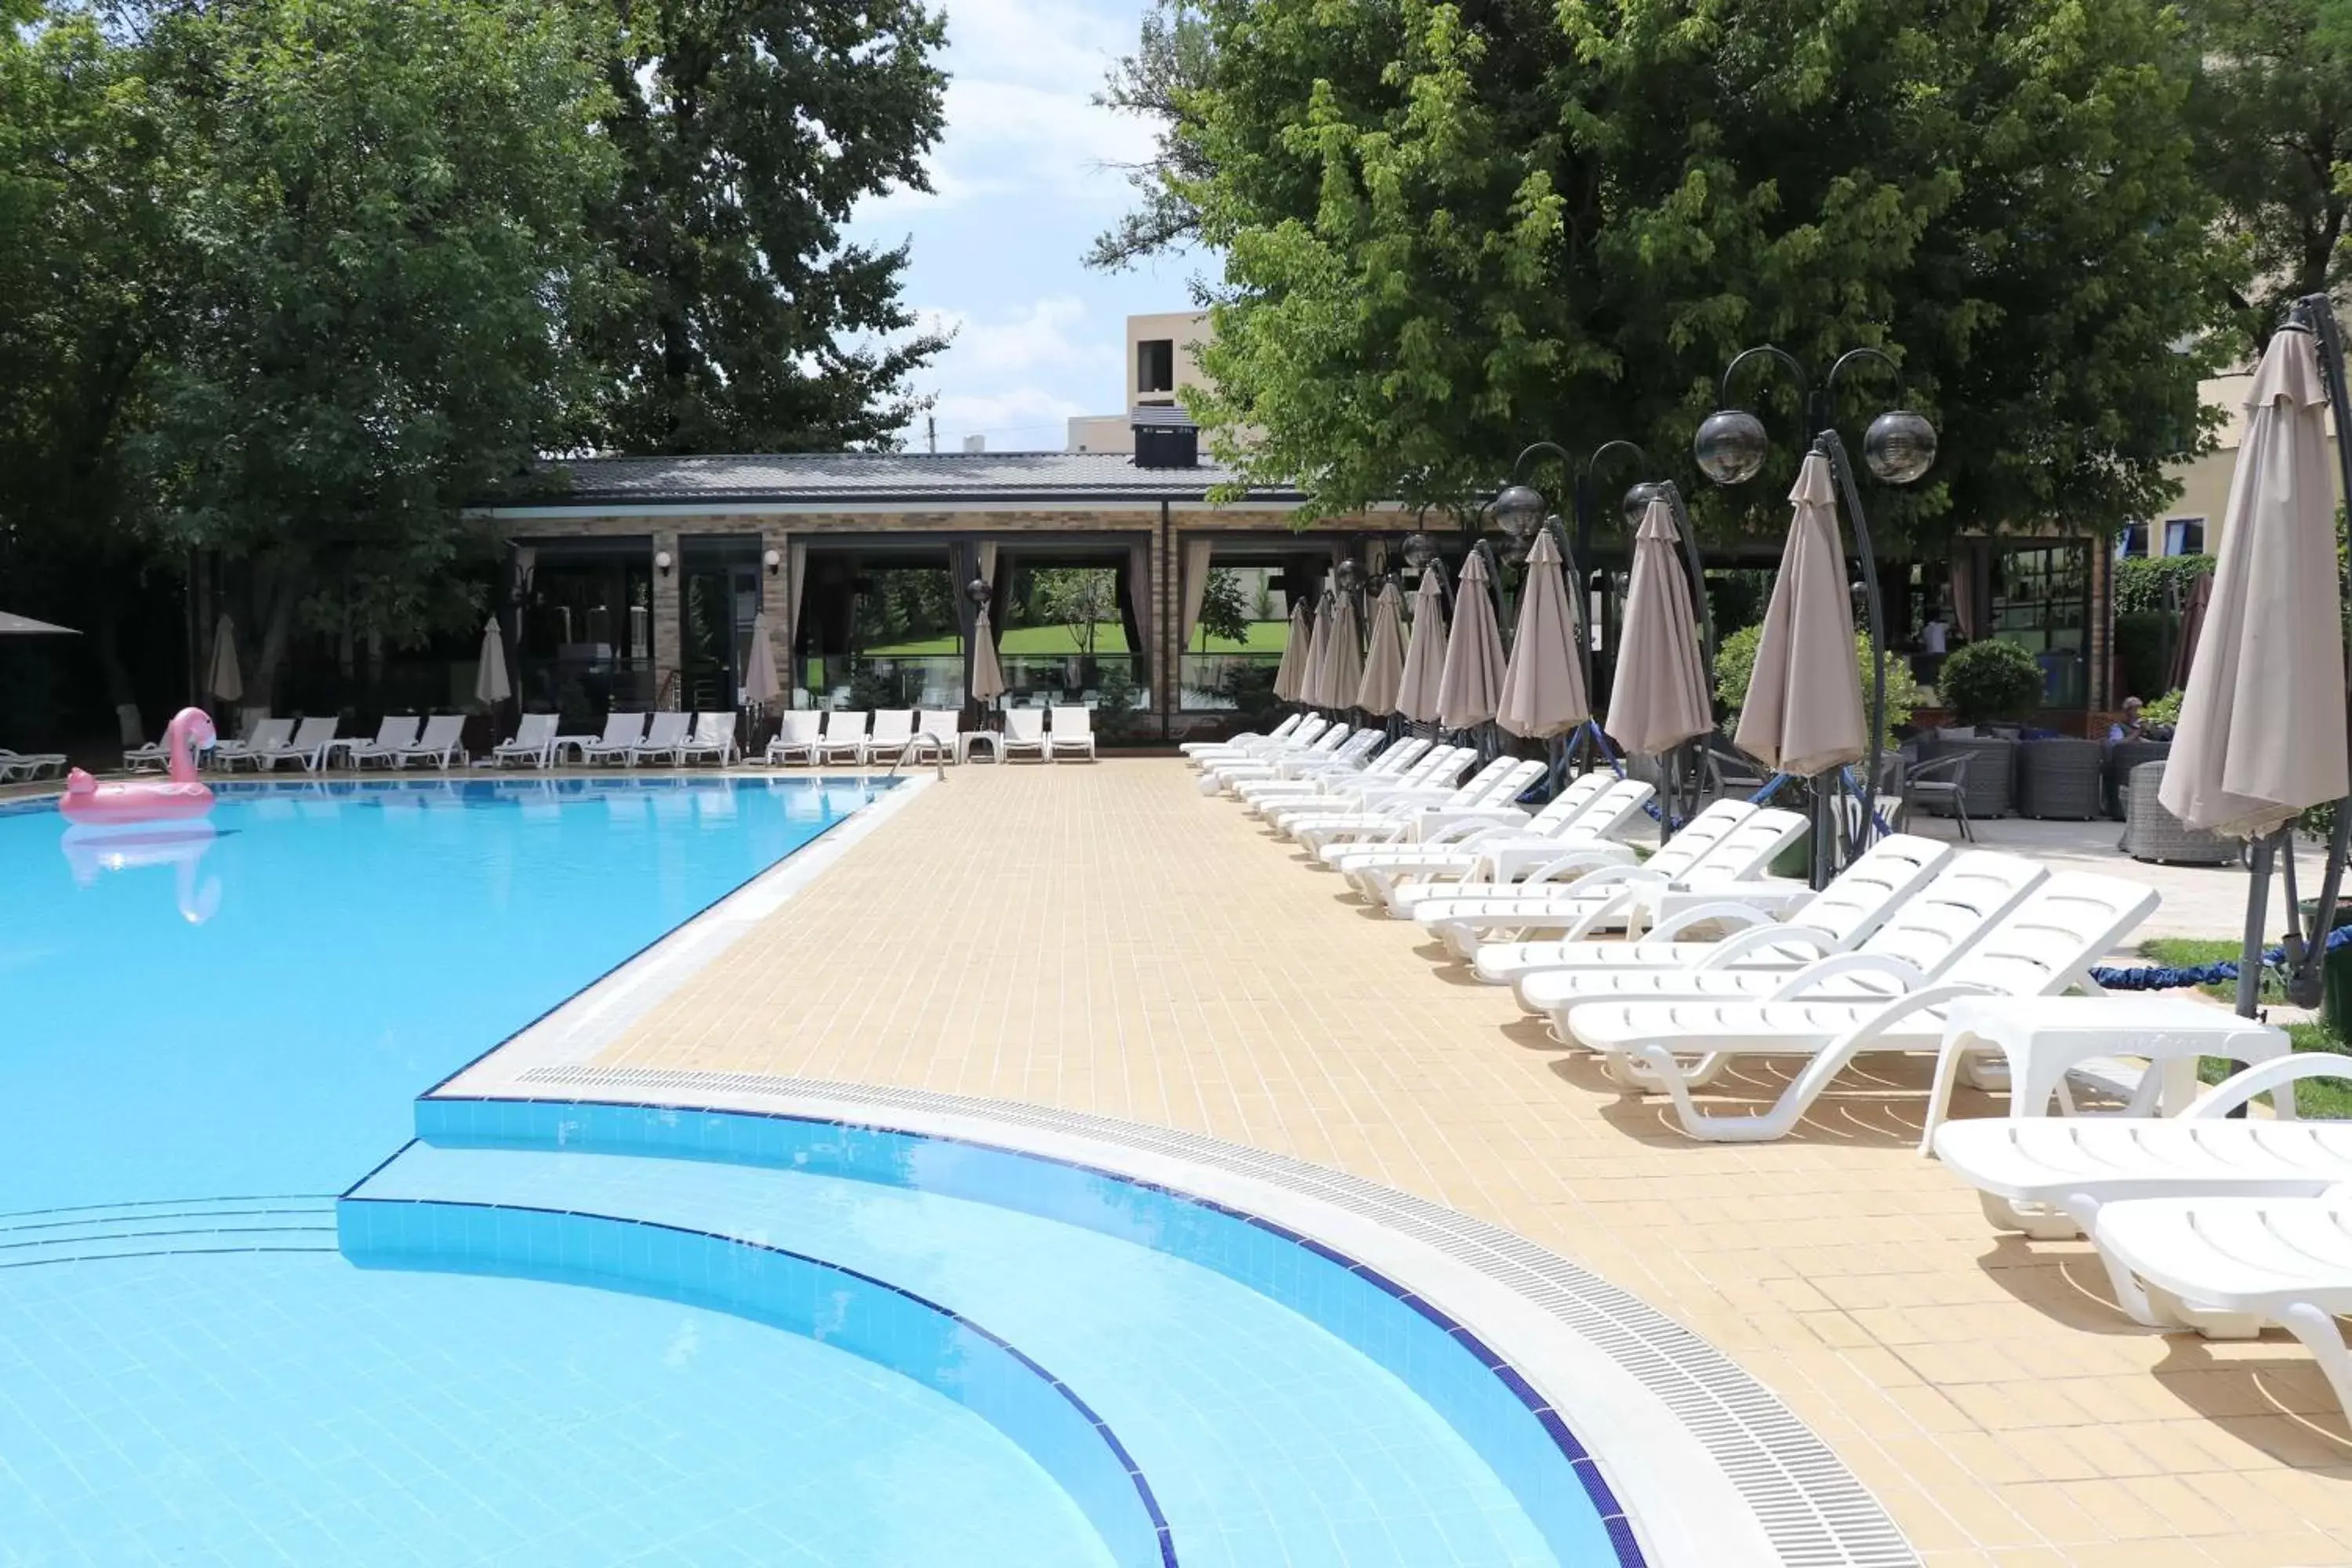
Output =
[{"x1": 1938, "y1": 638, "x2": 2045, "y2": 727}]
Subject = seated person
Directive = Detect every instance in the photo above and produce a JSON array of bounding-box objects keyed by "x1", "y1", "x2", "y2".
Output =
[{"x1": 2105, "y1": 696, "x2": 2146, "y2": 744}]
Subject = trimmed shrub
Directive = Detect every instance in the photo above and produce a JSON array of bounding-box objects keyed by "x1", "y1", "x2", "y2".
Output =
[{"x1": 1939, "y1": 638, "x2": 2045, "y2": 726}]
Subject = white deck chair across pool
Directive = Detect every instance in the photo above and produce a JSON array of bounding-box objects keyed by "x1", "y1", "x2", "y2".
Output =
[
  {"x1": 1048, "y1": 706, "x2": 1097, "y2": 760},
  {"x1": 580, "y1": 712, "x2": 645, "y2": 766},
  {"x1": 1571, "y1": 870, "x2": 2161, "y2": 1142},
  {"x1": 1481, "y1": 832, "x2": 1958, "y2": 993},
  {"x1": 1282, "y1": 757, "x2": 1540, "y2": 850},
  {"x1": 491, "y1": 713, "x2": 559, "y2": 769},
  {"x1": 1181, "y1": 711, "x2": 1304, "y2": 759},
  {"x1": 765, "y1": 710, "x2": 821, "y2": 766},
  {"x1": 0, "y1": 747, "x2": 68, "y2": 782},
  {"x1": 216, "y1": 717, "x2": 293, "y2": 771},
  {"x1": 862, "y1": 709, "x2": 914, "y2": 764},
  {"x1": 1002, "y1": 706, "x2": 1047, "y2": 760},
  {"x1": 1335, "y1": 775, "x2": 1656, "y2": 907},
  {"x1": 250, "y1": 715, "x2": 338, "y2": 772},
  {"x1": 915, "y1": 709, "x2": 966, "y2": 761},
  {"x1": 391, "y1": 714, "x2": 468, "y2": 770},
  {"x1": 626, "y1": 710, "x2": 692, "y2": 766},
  {"x1": 815, "y1": 710, "x2": 869, "y2": 765},
  {"x1": 1525, "y1": 848, "x2": 2045, "y2": 1035},
  {"x1": 337, "y1": 715, "x2": 419, "y2": 769},
  {"x1": 674, "y1": 712, "x2": 739, "y2": 767}
]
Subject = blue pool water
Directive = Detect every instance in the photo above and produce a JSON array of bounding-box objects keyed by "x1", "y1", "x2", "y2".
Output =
[{"x1": 1, "y1": 777, "x2": 1630, "y2": 1566}]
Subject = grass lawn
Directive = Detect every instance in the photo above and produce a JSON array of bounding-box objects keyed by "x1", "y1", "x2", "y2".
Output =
[
  {"x1": 865, "y1": 619, "x2": 1291, "y2": 658},
  {"x1": 2138, "y1": 936, "x2": 2352, "y2": 1116}
]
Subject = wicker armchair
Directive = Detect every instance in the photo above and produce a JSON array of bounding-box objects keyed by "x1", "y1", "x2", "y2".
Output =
[
  {"x1": 2017, "y1": 738, "x2": 2105, "y2": 820},
  {"x1": 2104, "y1": 739, "x2": 2172, "y2": 819},
  {"x1": 2122, "y1": 758, "x2": 2238, "y2": 865}
]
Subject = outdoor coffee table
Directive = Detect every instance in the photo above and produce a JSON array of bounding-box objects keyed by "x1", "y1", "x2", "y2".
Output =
[
  {"x1": 1918, "y1": 995, "x2": 2293, "y2": 1150},
  {"x1": 551, "y1": 733, "x2": 599, "y2": 764}
]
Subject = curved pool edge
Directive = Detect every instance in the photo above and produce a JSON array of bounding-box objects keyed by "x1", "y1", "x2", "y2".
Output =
[
  {"x1": 336, "y1": 1187, "x2": 1173, "y2": 1568},
  {"x1": 434, "y1": 1073, "x2": 1920, "y2": 1568}
]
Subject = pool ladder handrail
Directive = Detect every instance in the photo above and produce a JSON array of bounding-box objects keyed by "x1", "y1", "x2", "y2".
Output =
[{"x1": 881, "y1": 732, "x2": 949, "y2": 781}]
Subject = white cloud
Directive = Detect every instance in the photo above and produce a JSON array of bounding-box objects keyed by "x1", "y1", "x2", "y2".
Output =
[
  {"x1": 917, "y1": 296, "x2": 1094, "y2": 375},
  {"x1": 936, "y1": 0, "x2": 1133, "y2": 92}
]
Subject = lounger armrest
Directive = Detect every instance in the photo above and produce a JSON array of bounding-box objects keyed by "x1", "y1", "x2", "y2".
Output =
[
  {"x1": 1645, "y1": 902, "x2": 1782, "y2": 942},
  {"x1": 1419, "y1": 818, "x2": 1523, "y2": 848},
  {"x1": 1767, "y1": 952, "x2": 1927, "y2": 1001},
  {"x1": 1523, "y1": 855, "x2": 1659, "y2": 890},
  {"x1": 1690, "y1": 923, "x2": 1837, "y2": 969},
  {"x1": 2184, "y1": 1053, "x2": 2352, "y2": 1118},
  {"x1": 1560, "y1": 883, "x2": 1648, "y2": 942}
]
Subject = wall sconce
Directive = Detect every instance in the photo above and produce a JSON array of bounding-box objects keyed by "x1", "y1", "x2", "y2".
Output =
[
  {"x1": 763, "y1": 549, "x2": 781, "y2": 577},
  {"x1": 653, "y1": 550, "x2": 673, "y2": 577}
]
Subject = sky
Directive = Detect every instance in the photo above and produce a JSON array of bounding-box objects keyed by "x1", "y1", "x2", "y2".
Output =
[{"x1": 845, "y1": 0, "x2": 1201, "y2": 454}]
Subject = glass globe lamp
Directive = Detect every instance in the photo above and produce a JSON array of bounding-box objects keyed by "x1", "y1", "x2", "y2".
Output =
[{"x1": 1693, "y1": 409, "x2": 1769, "y2": 485}]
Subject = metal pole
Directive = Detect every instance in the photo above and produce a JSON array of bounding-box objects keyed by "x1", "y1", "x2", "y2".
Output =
[{"x1": 1817, "y1": 430, "x2": 1888, "y2": 865}]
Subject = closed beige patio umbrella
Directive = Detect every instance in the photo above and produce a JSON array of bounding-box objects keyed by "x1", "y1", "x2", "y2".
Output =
[
  {"x1": 1355, "y1": 580, "x2": 1409, "y2": 715},
  {"x1": 743, "y1": 612, "x2": 784, "y2": 708},
  {"x1": 1734, "y1": 455, "x2": 1867, "y2": 778},
  {"x1": 474, "y1": 617, "x2": 512, "y2": 709},
  {"x1": 0, "y1": 611, "x2": 78, "y2": 636},
  {"x1": 1609, "y1": 499, "x2": 1713, "y2": 757},
  {"x1": 1437, "y1": 550, "x2": 1507, "y2": 731},
  {"x1": 1271, "y1": 599, "x2": 1312, "y2": 702},
  {"x1": 1396, "y1": 564, "x2": 1450, "y2": 725},
  {"x1": 969, "y1": 604, "x2": 1007, "y2": 702},
  {"x1": 1497, "y1": 528, "x2": 1589, "y2": 739},
  {"x1": 1299, "y1": 593, "x2": 1334, "y2": 707},
  {"x1": 1322, "y1": 590, "x2": 1363, "y2": 713},
  {"x1": 2161, "y1": 326, "x2": 2349, "y2": 838},
  {"x1": 206, "y1": 614, "x2": 243, "y2": 706}
]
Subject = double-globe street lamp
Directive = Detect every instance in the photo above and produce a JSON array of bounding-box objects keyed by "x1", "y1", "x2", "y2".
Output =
[{"x1": 1692, "y1": 346, "x2": 1936, "y2": 876}]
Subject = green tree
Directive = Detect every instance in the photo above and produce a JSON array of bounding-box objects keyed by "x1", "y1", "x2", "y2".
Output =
[
  {"x1": 1033, "y1": 567, "x2": 1118, "y2": 653},
  {"x1": 2183, "y1": 0, "x2": 2352, "y2": 350},
  {"x1": 1104, "y1": 0, "x2": 2235, "y2": 549},
  {"x1": 586, "y1": 0, "x2": 952, "y2": 452},
  {"x1": 136, "y1": 0, "x2": 621, "y2": 702},
  {"x1": 1195, "y1": 565, "x2": 1253, "y2": 647}
]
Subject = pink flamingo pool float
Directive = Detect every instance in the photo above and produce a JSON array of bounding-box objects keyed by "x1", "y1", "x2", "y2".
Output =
[{"x1": 60, "y1": 706, "x2": 216, "y2": 825}]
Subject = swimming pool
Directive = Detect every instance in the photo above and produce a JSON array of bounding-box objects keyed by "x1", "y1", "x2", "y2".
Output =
[{"x1": 2, "y1": 776, "x2": 1637, "y2": 1565}]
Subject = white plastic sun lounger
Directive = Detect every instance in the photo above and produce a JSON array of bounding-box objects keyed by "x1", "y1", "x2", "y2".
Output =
[
  {"x1": 1932, "y1": 1054, "x2": 2352, "y2": 1242},
  {"x1": 390, "y1": 714, "x2": 469, "y2": 770},
  {"x1": 580, "y1": 713, "x2": 646, "y2": 766},
  {"x1": 626, "y1": 710, "x2": 692, "y2": 765},
  {"x1": 334, "y1": 715, "x2": 419, "y2": 769},
  {"x1": 214, "y1": 717, "x2": 294, "y2": 771},
  {"x1": 1181, "y1": 711, "x2": 1304, "y2": 759},
  {"x1": 765, "y1": 710, "x2": 822, "y2": 766},
  {"x1": 861, "y1": 710, "x2": 915, "y2": 764},
  {"x1": 1261, "y1": 746, "x2": 1470, "y2": 822},
  {"x1": 1283, "y1": 758, "x2": 1541, "y2": 851},
  {"x1": 676, "y1": 711, "x2": 739, "y2": 766},
  {"x1": 815, "y1": 710, "x2": 869, "y2": 764},
  {"x1": 249, "y1": 715, "x2": 338, "y2": 772},
  {"x1": 1481, "y1": 833, "x2": 1959, "y2": 993},
  {"x1": 1334, "y1": 775, "x2": 1657, "y2": 906},
  {"x1": 1524, "y1": 848, "x2": 2045, "y2": 1036},
  {"x1": 1409, "y1": 804, "x2": 1810, "y2": 957},
  {"x1": 1236, "y1": 736, "x2": 1431, "y2": 811},
  {"x1": 1206, "y1": 725, "x2": 1368, "y2": 791},
  {"x1": 1048, "y1": 706, "x2": 1097, "y2": 761},
  {"x1": 1396, "y1": 798, "x2": 1756, "y2": 924},
  {"x1": 1570, "y1": 870, "x2": 2161, "y2": 1141},
  {"x1": 1188, "y1": 715, "x2": 1329, "y2": 771},
  {"x1": 0, "y1": 748, "x2": 68, "y2": 782},
  {"x1": 1002, "y1": 707, "x2": 1047, "y2": 760},
  {"x1": 491, "y1": 713, "x2": 560, "y2": 769}
]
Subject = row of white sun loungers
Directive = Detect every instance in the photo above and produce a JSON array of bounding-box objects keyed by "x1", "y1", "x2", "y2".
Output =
[
  {"x1": 1193, "y1": 710, "x2": 2352, "y2": 1423},
  {"x1": 760, "y1": 706, "x2": 1096, "y2": 765}
]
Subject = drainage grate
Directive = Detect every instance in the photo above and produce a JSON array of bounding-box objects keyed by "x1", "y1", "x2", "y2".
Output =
[{"x1": 509, "y1": 1064, "x2": 1920, "y2": 1568}]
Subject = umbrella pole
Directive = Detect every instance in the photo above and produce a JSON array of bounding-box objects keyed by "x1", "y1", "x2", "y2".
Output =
[
  {"x1": 1808, "y1": 770, "x2": 1835, "y2": 890},
  {"x1": 2238, "y1": 833, "x2": 2278, "y2": 1020}
]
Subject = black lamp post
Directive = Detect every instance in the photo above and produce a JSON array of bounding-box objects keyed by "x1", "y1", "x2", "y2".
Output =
[{"x1": 1693, "y1": 344, "x2": 1936, "y2": 882}]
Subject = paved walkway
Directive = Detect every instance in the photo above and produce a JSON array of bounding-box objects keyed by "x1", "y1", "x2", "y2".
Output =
[{"x1": 589, "y1": 760, "x2": 2352, "y2": 1568}]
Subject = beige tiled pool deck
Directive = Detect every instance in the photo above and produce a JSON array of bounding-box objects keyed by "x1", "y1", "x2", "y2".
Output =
[{"x1": 569, "y1": 759, "x2": 2352, "y2": 1566}]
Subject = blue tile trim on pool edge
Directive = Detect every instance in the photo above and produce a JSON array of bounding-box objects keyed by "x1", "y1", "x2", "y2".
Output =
[
  {"x1": 337, "y1": 1192, "x2": 1177, "y2": 1568},
  {"x1": 412, "y1": 1096, "x2": 1645, "y2": 1568}
]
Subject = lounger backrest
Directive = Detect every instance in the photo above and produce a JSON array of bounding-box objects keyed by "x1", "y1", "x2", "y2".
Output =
[
  {"x1": 1327, "y1": 729, "x2": 1381, "y2": 765},
  {"x1": 515, "y1": 713, "x2": 558, "y2": 746},
  {"x1": 1781, "y1": 833, "x2": 1953, "y2": 946},
  {"x1": 1005, "y1": 708, "x2": 1045, "y2": 742},
  {"x1": 1559, "y1": 777, "x2": 1657, "y2": 841},
  {"x1": 643, "y1": 711, "x2": 691, "y2": 746},
  {"x1": 1467, "y1": 758, "x2": 1546, "y2": 808},
  {"x1": 1366, "y1": 737, "x2": 1430, "y2": 776},
  {"x1": 1285, "y1": 716, "x2": 1330, "y2": 748},
  {"x1": 825, "y1": 710, "x2": 869, "y2": 740},
  {"x1": 1526, "y1": 770, "x2": 1611, "y2": 830},
  {"x1": 1267, "y1": 713, "x2": 1304, "y2": 742},
  {"x1": 871, "y1": 710, "x2": 913, "y2": 742},
  {"x1": 1676, "y1": 807, "x2": 1809, "y2": 881},
  {"x1": 1640, "y1": 799, "x2": 1759, "y2": 877},
  {"x1": 416, "y1": 714, "x2": 464, "y2": 748},
  {"x1": 601, "y1": 712, "x2": 644, "y2": 746},
  {"x1": 778, "y1": 710, "x2": 822, "y2": 743},
  {"x1": 696, "y1": 712, "x2": 735, "y2": 743},
  {"x1": 1302, "y1": 722, "x2": 1350, "y2": 755},
  {"x1": 249, "y1": 717, "x2": 294, "y2": 751},
  {"x1": 1940, "y1": 871, "x2": 2161, "y2": 996},
  {"x1": 1051, "y1": 706, "x2": 1091, "y2": 738},
  {"x1": 1410, "y1": 746, "x2": 1476, "y2": 789},
  {"x1": 916, "y1": 708, "x2": 962, "y2": 738},
  {"x1": 379, "y1": 715, "x2": 422, "y2": 749},
  {"x1": 1853, "y1": 851, "x2": 2049, "y2": 977},
  {"x1": 285, "y1": 716, "x2": 336, "y2": 753}
]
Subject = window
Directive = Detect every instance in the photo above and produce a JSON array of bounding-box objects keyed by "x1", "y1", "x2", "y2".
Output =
[
  {"x1": 1138, "y1": 338, "x2": 1174, "y2": 394},
  {"x1": 2163, "y1": 517, "x2": 2206, "y2": 557},
  {"x1": 2115, "y1": 522, "x2": 2150, "y2": 559}
]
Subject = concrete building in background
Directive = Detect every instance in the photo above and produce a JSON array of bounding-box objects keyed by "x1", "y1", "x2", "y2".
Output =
[{"x1": 1068, "y1": 311, "x2": 1213, "y2": 455}]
